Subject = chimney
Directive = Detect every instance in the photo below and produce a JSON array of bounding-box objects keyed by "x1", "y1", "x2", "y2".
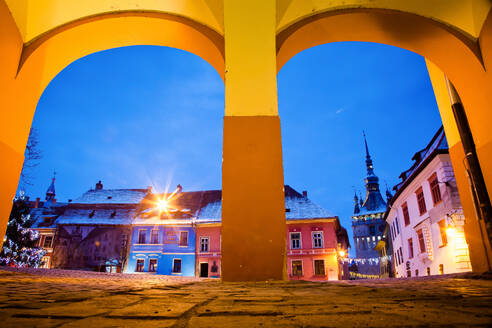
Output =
[
  {"x1": 146, "y1": 186, "x2": 152, "y2": 193},
  {"x1": 96, "y1": 180, "x2": 103, "y2": 190},
  {"x1": 302, "y1": 191, "x2": 308, "y2": 198},
  {"x1": 35, "y1": 198, "x2": 40, "y2": 208},
  {"x1": 176, "y1": 184, "x2": 183, "y2": 194}
]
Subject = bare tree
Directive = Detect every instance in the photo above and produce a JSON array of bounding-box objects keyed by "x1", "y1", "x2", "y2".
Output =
[{"x1": 19, "y1": 128, "x2": 42, "y2": 187}]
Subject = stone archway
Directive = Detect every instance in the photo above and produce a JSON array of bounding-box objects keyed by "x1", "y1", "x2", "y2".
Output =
[
  {"x1": 0, "y1": 3, "x2": 225, "y2": 259},
  {"x1": 2, "y1": 0, "x2": 492, "y2": 281},
  {"x1": 276, "y1": 8, "x2": 492, "y2": 272}
]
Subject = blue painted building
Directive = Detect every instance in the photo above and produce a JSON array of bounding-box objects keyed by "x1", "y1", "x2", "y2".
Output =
[
  {"x1": 125, "y1": 188, "x2": 212, "y2": 276},
  {"x1": 127, "y1": 224, "x2": 196, "y2": 276}
]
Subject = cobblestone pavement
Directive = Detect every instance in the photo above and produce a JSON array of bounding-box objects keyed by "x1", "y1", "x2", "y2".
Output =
[{"x1": 0, "y1": 267, "x2": 491, "y2": 327}]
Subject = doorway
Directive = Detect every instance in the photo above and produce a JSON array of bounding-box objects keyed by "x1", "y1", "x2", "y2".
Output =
[{"x1": 200, "y1": 262, "x2": 209, "y2": 278}]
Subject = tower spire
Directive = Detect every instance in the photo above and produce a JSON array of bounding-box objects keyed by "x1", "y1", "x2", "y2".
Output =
[
  {"x1": 363, "y1": 131, "x2": 375, "y2": 177},
  {"x1": 45, "y1": 170, "x2": 56, "y2": 202}
]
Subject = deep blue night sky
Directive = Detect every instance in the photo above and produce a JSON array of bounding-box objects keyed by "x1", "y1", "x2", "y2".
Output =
[{"x1": 24, "y1": 42, "x2": 442, "y2": 255}]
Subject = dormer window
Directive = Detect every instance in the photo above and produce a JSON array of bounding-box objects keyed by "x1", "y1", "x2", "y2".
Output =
[
  {"x1": 89, "y1": 210, "x2": 95, "y2": 218},
  {"x1": 110, "y1": 211, "x2": 116, "y2": 218}
]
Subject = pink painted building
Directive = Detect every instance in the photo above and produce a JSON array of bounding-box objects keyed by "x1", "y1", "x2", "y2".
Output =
[
  {"x1": 195, "y1": 224, "x2": 221, "y2": 278},
  {"x1": 286, "y1": 221, "x2": 349, "y2": 281},
  {"x1": 195, "y1": 186, "x2": 350, "y2": 280}
]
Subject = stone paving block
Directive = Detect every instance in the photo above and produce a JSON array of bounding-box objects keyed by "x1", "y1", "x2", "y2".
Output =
[
  {"x1": 196, "y1": 300, "x2": 285, "y2": 316},
  {"x1": 189, "y1": 315, "x2": 295, "y2": 328},
  {"x1": 59, "y1": 316, "x2": 177, "y2": 328},
  {"x1": 108, "y1": 298, "x2": 199, "y2": 318},
  {"x1": 2, "y1": 316, "x2": 72, "y2": 328}
]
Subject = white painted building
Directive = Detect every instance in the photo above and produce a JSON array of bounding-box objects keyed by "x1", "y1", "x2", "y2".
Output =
[{"x1": 385, "y1": 127, "x2": 471, "y2": 278}]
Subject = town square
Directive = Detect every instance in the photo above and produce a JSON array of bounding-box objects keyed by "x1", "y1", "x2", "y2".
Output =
[{"x1": 1, "y1": 1, "x2": 492, "y2": 327}]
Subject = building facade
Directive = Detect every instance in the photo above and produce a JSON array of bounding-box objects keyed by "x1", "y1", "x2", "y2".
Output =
[
  {"x1": 284, "y1": 187, "x2": 349, "y2": 281},
  {"x1": 29, "y1": 180, "x2": 349, "y2": 280},
  {"x1": 351, "y1": 134, "x2": 391, "y2": 277},
  {"x1": 30, "y1": 174, "x2": 66, "y2": 269},
  {"x1": 385, "y1": 127, "x2": 471, "y2": 277}
]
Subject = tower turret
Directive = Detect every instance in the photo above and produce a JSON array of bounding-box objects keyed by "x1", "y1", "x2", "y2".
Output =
[
  {"x1": 353, "y1": 192, "x2": 360, "y2": 214},
  {"x1": 360, "y1": 132, "x2": 386, "y2": 212},
  {"x1": 45, "y1": 171, "x2": 56, "y2": 202}
]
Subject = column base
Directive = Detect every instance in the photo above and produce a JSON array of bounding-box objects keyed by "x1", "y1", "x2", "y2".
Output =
[
  {"x1": 222, "y1": 116, "x2": 286, "y2": 281},
  {"x1": 0, "y1": 141, "x2": 23, "y2": 246}
]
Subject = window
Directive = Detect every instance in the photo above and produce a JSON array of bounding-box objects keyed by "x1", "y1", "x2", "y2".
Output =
[
  {"x1": 312, "y1": 232, "x2": 323, "y2": 248},
  {"x1": 290, "y1": 232, "x2": 301, "y2": 249},
  {"x1": 43, "y1": 235, "x2": 53, "y2": 248},
  {"x1": 399, "y1": 247, "x2": 403, "y2": 264},
  {"x1": 429, "y1": 173, "x2": 442, "y2": 205},
  {"x1": 149, "y1": 259, "x2": 157, "y2": 272},
  {"x1": 438, "y1": 219, "x2": 448, "y2": 246},
  {"x1": 200, "y1": 237, "x2": 209, "y2": 252},
  {"x1": 417, "y1": 229, "x2": 426, "y2": 253},
  {"x1": 291, "y1": 260, "x2": 303, "y2": 276},
  {"x1": 314, "y1": 259, "x2": 325, "y2": 275},
  {"x1": 402, "y1": 203, "x2": 410, "y2": 226},
  {"x1": 415, "y1": 269, "x2": 419, "y2": 277},
  {"x1": 395, "y1": 218, "x2": 400, "y2": 234},
  {"x1": 408, "y1": 238, "x2": 414, "y2": 259},
  {"x1": 179, "y1": 231, "x2": 188, "y2": 246},
  {"x1": 407, "y1": 270, "x2": 411, "y2": 277},
  {"x1": 394, "y1": 252, "x2": 398, "y2": 265},
  {"x1": 151, "y1": 230, "x2": 159, "y2": 244},
  {"x1": 439, "y1": 264, "x2": 444, "y2": 275},
  {"x1": 136, "y1": 259, "x2": 144, "y2": 272},
  {"x1": 369, "y1": 225, "x2": 376, "y2": 236},
  {"x1": 172, "y1": 259, "x2": 182, "y2": 273},
  {"x1": 427, "y1": 267, "x2": 431, "y2": 276},
  {"x1": 138, "y1": 230, "x2": 146, "y2": 244},
  {"x1": 416, "y1": 187, "x2": 427, "y2": 215},
  {"x1": 390, "y1": 225, "x2": 394, "y2": 240}
]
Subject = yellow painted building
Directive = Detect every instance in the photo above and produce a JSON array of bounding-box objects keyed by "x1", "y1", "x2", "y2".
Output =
[{"x1": 1, "y1": 0, "x2": 492, "y2": 280}]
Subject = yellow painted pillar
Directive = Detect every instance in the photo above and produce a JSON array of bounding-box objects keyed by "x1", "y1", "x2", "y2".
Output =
[
  {"x1": 0, "y1": 0, "x2": 26, "y2": 244},
  {"x1": 426, "y1": 59, "x2": 492, "y2": 272},
  {"x1": 222, "y1": 0, "x2": 286, "y2": 281}
]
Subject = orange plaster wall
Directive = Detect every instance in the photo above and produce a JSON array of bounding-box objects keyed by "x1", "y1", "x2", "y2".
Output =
[
  {"x1": 0, "y1": 0, "x2": 25, "y2": 243},
  {"x1": 449, "y1": 143, "x2": 492, "y2": 272},
  {"x1": 222, "y1": 116, "x2": 286, "y2": 281},
  {"x1": 473, "y1": 11, "x2": 492, "y2": 211}
]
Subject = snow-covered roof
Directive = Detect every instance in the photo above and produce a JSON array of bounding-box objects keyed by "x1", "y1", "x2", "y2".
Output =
[
  {"x1": 284, "y1": 197, "x2": 334, "y2": 219},
  {"x1": 30, "y1": 202, "x2": 68, "y2": 229},
  {"x1": 73, "y1": 189, "x2": 149, "y2": 204},
  {"x1": 193, "y1": 186, "x2": 335, "y2": 222},
  {"x1": 57, "y1": 207, "x2": 137, "y2": 225},
  {"x1": 196, "y1": 201, "x2": 221, "y2": 222},
  {"x1": 30, "y1": 186, "x2": 337, "y2": 227}
]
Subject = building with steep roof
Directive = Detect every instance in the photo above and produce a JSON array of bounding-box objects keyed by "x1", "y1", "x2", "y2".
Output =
[
  {"x1": 385, "y1": 127, "x2": 471, "y2": 277},
  {"x1": 28, "y1": 179, "x2": 349, "y2": 279},
  {"x1": 351, "y1": 133, "x2": 390, "y2": 277},
  {"x1": 30, "y1": 173, "x2": 68, "y2": 268}
]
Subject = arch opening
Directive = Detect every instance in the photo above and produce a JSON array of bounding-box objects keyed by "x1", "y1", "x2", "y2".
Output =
[
  {"x1": 276, "y1": 8, "x2": 492, "y2": 274},
  {"x1": 12, "y1": 44, "x2": 225, "y2": 273}
]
